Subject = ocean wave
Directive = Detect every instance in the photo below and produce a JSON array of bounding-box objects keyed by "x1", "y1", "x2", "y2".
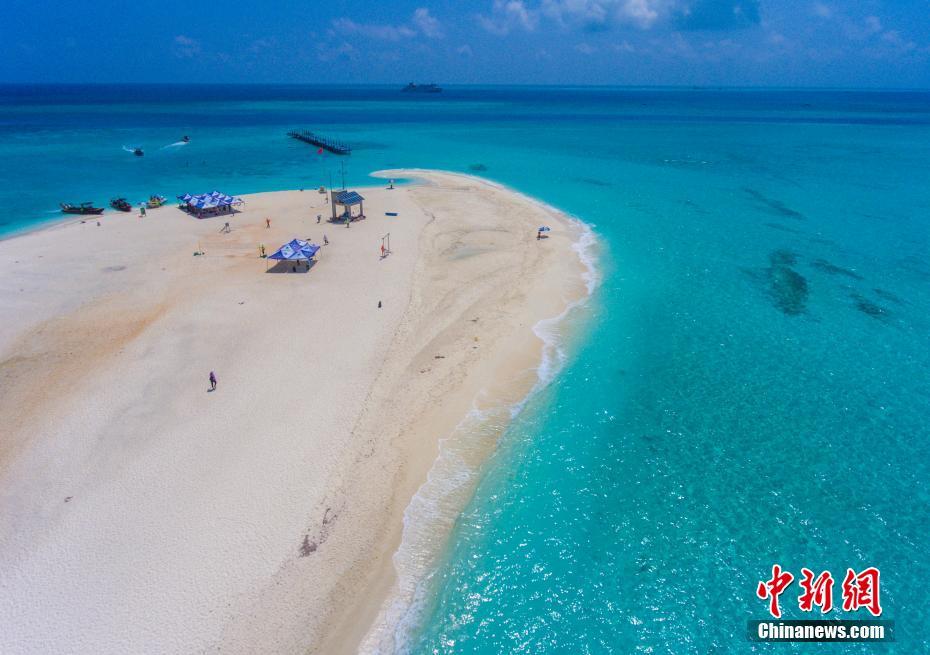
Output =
[{"x1": 360, "y1": 213, "x2": 600, "y2": 655}]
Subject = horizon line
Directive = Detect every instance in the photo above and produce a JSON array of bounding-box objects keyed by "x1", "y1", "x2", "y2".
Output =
[{"x1": 1, "y1": 82, "x2": 929, "y2": 92}]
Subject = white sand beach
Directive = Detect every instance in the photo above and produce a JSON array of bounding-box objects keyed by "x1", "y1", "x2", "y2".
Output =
[{"x1": 0, "y1": 171, "x2": 589, "y2": 654}]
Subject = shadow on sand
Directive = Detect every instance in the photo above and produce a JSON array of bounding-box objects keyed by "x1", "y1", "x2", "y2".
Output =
[{"x1": 265, "y1": 260, "x2": 318, "y2": 274}]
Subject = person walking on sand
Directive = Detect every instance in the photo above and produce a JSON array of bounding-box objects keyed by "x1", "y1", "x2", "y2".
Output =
[
  {"x1": 323, "y1": 234, "x2": 329, "y2": 245},
  {"x1": 209, "y1": 371, "x2": 217, "y2": 391},
  {"x1": 266, "y1": 217, "x2": 271, "y2": 228},
  {"x1": 317, "y1": 214, "x2": 321, "y2": 224}
]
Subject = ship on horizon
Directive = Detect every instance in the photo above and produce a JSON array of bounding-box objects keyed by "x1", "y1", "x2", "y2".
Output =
[{"x1": 402, "y1": 82, "x2": 442, "y2": 93}]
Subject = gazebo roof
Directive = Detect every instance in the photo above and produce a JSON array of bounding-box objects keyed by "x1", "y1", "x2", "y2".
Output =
[{"x1": 333, "y1": 190, "x2": 364, "y2": 206}]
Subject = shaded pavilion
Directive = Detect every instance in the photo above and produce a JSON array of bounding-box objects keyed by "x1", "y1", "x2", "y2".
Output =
[{"x1": 330, "y1": 190, "x2": 365, "y2": 222}]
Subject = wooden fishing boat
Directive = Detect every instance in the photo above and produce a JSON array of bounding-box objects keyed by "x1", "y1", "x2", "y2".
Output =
[{"x1": 61, "y1": 202, "x2": 104, "y2": 215}]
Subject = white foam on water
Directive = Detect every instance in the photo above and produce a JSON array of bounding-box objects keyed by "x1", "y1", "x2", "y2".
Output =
[{"x1": 359, "y1": 198, "x2": 600, "y2": 655}]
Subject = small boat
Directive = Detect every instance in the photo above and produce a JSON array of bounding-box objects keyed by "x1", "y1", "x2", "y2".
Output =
[
  {"x1": 110, "y1": 197, "x2": 133, "y2": 212},
  {"x1": 402, "y1": 83, "x2": 442, "y2": 93},
  {"x1": 146, "y1": 195, "x2": 167, "y2": 209},
  {"x1": 61, "y1": 202, "x2": 104, "y2": 215},
  {"x1": 182, "y1": 135, "x2": 190, "y2": 143},
  {"x1": 133, "y1": 147, "x2": 144, "y2": 156}
]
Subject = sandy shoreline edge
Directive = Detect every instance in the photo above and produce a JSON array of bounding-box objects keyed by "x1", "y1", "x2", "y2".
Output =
[
  {"x1": 0, "y1": 170, "x2": 595, "y2": 654},
  {"x1": 350, "y1": 171, "x2": 599, "y2": 655}
]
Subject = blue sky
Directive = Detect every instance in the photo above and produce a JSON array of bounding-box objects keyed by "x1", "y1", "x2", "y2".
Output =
[{"x1": 3, "y1": 0, "x2": 929, "y2": 87}]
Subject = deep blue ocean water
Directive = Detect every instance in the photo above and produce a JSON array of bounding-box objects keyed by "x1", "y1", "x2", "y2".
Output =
[{"x1": 1, "y1": 85, "x2": 928, "y2": 653}]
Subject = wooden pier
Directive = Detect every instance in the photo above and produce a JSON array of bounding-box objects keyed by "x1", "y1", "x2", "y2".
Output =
[{"x1": 287, "y1": 130, "x2": 351, "y2": 155}]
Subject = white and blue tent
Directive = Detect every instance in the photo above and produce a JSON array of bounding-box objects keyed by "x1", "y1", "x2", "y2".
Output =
[
  {"x1": 267, "y1": 238, "x2": 321, "y2": 261},
  {"x1": 178, "y1": 190, "x2": 243, "y2": 211}
]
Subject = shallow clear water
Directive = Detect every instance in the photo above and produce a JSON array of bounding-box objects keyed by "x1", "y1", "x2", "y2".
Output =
[{"x1": 2, "y1": 85, "x2": 928, "y2": 653}]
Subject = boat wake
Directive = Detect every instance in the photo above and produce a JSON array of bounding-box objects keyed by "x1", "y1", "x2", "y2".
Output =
[{"x1": 161, "y1": 141, "x2": 188, "y2": 149}]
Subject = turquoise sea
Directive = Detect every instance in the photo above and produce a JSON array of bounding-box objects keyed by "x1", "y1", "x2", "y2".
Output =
[{"x1": 1, "y1": 85, "x2": 928, "y2": 653}]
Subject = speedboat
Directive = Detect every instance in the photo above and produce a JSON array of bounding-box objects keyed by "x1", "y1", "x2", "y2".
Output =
[
  {"x1": 133, "y1": 147, "x2": 144, "y2": 156},
  {"x1": 110, "y1": 197, "x2": 132, "y2": 212},
  {"x1": 61, "y1": 202, "x2": 104, "y2": 215},
  {"x1": 146, "y1": 195, "x2": 167, "y2": 209}
]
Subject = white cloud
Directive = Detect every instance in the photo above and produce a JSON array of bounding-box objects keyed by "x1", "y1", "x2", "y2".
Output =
[
  {"x1": 618, "y1": 0, "x2": 664, "y2": 27},
  {"x1": 248, "y1": 38, "x2": 275, "y2": 54},
  {"x1": 457, "y1": 44, "x2": 474, "y2": 56},
  {"x1": 331, "y1": 17, "x2": 416, "y2": 41},
  {"x1": 413, "y1": 8, "x2": 444, "y2": 38},
  {"x1": 767, "y1": 32, "x2": 786, "y2": 45},
  {"x1": 331, "y1": 9, "x2": 443, "y2": 42},
  {"x1": 812, "y1": 2, "x2": 833, "y2": 19},
  {"x1": 575, "y1": 42, "x2": 597, "y2": 54},
  {"x1": 879, "y1": 30, "x2": 916, "y2": 53},
  {"x1": 172, "y1": 35, "x2": 201, "y2": 59},
  {"x1": 477, "y1": 0, "x2": 539, "y2": 35},
  {"x1": 542, "y1": 0, "x2": 670, "y2": 30},
  {"x1": 317, "y1": 41, "x2": 357, "y2": 62}
]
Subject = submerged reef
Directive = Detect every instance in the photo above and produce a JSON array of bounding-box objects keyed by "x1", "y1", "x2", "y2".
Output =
[
  {"x1": 744, "y1": 187, "x2": 806, "y2": 220},
  {"x1": 850, "y1": 292, "x2": 890, "y2": 321},
  {"x1": 811, "y1": 259, "x2": 864, "y2": 281},
  {"x1": 758, "y1": 249, "x2": 809, "y2": 315}
]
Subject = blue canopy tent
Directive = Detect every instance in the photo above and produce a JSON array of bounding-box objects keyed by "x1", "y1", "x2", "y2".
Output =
[
  {"x1": 267, "y1": 239, "x2": 321, "y2": 272},
  {"x1": 178, "y1": 190, "x2": 244, "y2": 218}
]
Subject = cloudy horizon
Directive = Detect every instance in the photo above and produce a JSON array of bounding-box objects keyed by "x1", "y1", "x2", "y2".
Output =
[{"x1": 4, "y1": 0, "x2": 930, "y2": 87}]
